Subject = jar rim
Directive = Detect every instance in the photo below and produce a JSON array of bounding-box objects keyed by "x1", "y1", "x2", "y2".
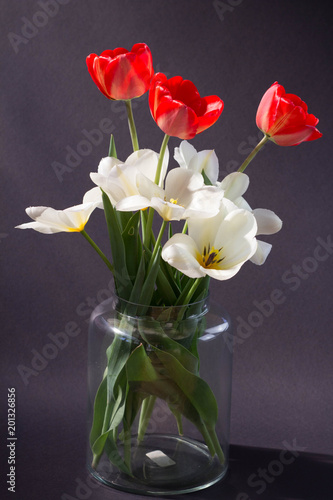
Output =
[{"x1": 115, "y1": 293, "x2": 210, "y2": 310}]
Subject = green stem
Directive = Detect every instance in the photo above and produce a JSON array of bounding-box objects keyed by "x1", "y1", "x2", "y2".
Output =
[
  {"x1": 143, "y1": 135, "x2": 170, "y2": 249},
  {"x1": 237, "y1": 134, "x2": 269, "y2": 173},
  {"x1": 148, "y1": 220, "x2": 167, "y2": 273},
  {"x1": 198, "y1": 421, "x2": 216, "y2": 457},
  {"x1": 140, "y1": 210, "x2": 147, "y2": 242},
  {"x1": 80, "y1": 230, "x2": 114, "y2": 274},
  {"x1": 123, "y1": 427, "x2": 132, "y2": 473},
  {"x1": 182, "y1": 221, "x2": 188, "y2": 234},
  {"x1": 170, "y1": 408, "x2": 183, "y2": 436},
  {"x1": 125, "y1": 100, "x2": 139, "y2": 151},
  {"x1": 137, "y1": 396, "x2": 156, "y2": 443},
  {"x1": 209, "y1": 427, "x2": 225, "y2": 464},
  {"x1": 91, "y1": 398, "x2": 113, "y2": 469},
  {"x1": 154, "y1": 134, "x2": 170, "y2": 185},
  {"x1": 143, "y1": 207, "x2": 155, "y2": 249},
  {"x1": 181, "y1": 277, "x2": 202, "y2": 306},
  {"x1": 175, "y1": 277, "x2": 195, "y2": 306}
]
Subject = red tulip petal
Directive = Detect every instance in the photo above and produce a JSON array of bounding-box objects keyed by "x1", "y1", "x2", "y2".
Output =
[
  {"x1": 257, "y1": 81, "x2": 322, "y2": 146},
  {"x1": 87, "y1": 44, "x2": 153, "y2": 100},
  {"x1": 111, "y1": 47, "x2": 129, "y2": 57},
  {"x1": 175, "y1": 79, "x2": 203, "y2": 114},
  {"x1": 284, "y1": 93, "x2": 308, "y2": 112},
  {"x1": 271, "y1": 126, "x2": 322, "y2": 146},
  {"x1": 196, "y1": 96, "x2": 224, "y2": 134},
  {"x1": 86, "y1": 54, "x2": 112, "y2": 99},
  {"x1": 149, "y1": 74, "x2": 170, "y2": 117},
  {"x1": 149, "y1": 73, "x2": 223, "y2": 139},
  {"x1": 256, "y1": 82, "x2": 285, "y2": 133},
  {"x1": 154, "y1": 100, "x2": 198, "y2": 139},
  {"x1": 306, "y1": 113, "x2": 319, "y2": 127},
  {"x1": 303, "y1": 128, "x2": 323, "y2": 142}
]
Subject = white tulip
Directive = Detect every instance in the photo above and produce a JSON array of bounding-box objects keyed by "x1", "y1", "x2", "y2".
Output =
[
  {"x1": 174, "y1": 140, "x2": 219, "y2": 184},
  {"x1": 219, "y1": 172, "x2": 282, "y2": 265},
  {"x1": 116, "y1": 168, "x2": 223, "y2": 221},
  {"x1": 16, "y1": 202, "x2": 98, "y2": 234},
  {"x1": 89, "y1": 148, "x2": 169, "y2": 206},
  {"x1": 162, "y1": 204, "x2": 257, "y2": 280}
]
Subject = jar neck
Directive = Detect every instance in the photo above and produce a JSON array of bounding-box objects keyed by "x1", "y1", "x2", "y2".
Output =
[{"x1": 114, "y1": 294, "x2": 210, "y2": 322}]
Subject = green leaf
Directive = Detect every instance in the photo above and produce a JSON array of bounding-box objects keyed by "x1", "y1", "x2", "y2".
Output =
[
  {"x1": 138, "y1": 320, "x2": 199, "y2": 375},
  {"x1": 124, "y1": 252, "x2": 146, "y2": 316},
  {"x1": 105, "y1": 330, "x2": 132, "y2": 403},
  {"x1": 101, "y1": 190, "x2": 132, "y2": 299},
  {"x1": 137, "y1": 247, "x2": 162, "y2": 314},
  {"x1": 117, "y1": 210, "x2": 134, "y2": 233},
  {"x1": 153, "y1": 346, "x2": 218, "y2": 428},
  {"x1": 126, "y1": 345, "x2": 199, "y2": 423},
  {"x1": 202, "y1": 170, "x2": 212, "y2": 185},
  {"x1": 104, "y1": 435, "x2": 132, "y2": 476},
  {"x1": 143, "y1": 245, "x2": 178, "y2": 305},
  {"x1": 91, "y1": 362, "x2": 128, "y2": 461},
  {"x1": 121, "y1": 211, "x2": 141, "y2": 280},
  {"x1": 108, "y1": 134, "x2": 117, "y2": 158},
  {"x1": 126, "y1": 344, "x2": 159, "y2": 385},
  {"x1": 89, "y1": 376, "x2": 107, "y2": 448}
]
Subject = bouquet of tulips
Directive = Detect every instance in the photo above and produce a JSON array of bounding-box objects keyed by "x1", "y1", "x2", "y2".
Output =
[{"x1": 17, "y1": 43, "x2": 321, "y2": 474}]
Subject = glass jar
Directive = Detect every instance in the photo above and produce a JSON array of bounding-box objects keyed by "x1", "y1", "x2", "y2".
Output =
[{"x1": 86, "y1": 292, "x2": 232, "y2": 496}]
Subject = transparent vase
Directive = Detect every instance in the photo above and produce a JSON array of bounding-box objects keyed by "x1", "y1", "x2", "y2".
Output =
[{"x1": 86, "y1": 292, "x2": 233, "y2": 496}]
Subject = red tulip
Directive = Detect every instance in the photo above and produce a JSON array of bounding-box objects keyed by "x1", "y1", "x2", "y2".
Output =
[
  {"x1": 149, "y1": 73, "x2": 224, "y2": 140},
  {"x1": 86, "y1": 43, "x2": 153, "y2": 101},
  {"x1": 256, "y1": 82, "x2": 322, "y2": 146}
]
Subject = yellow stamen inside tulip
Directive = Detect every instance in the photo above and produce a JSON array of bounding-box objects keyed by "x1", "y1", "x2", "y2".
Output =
[
  {"x1": 170, "y1": 198, "x2": 178, "y2": 204},
  {"x1": 68, "y1": 223, "x2": 86, "y2": 232},
  {"x1": 199, "y1": 243, "x2": 225, "y2": 269}
]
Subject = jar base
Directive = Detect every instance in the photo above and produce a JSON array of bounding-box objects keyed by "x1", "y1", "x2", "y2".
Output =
[{"x1": 88, "y1": 433, "x2": 228, "y2": 496}]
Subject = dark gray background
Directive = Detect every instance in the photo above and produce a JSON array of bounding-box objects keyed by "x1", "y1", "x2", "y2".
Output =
[{"x1": 1, "y1": 1, "x2": 332, "y2": 499}]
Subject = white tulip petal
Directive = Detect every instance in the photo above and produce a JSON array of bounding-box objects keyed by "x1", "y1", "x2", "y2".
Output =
[
  {"x1": 162, "y1": 234, "x2": 205, "y2": 278},
  {"x1": 16, "y1": 221, "x2": 63, "y2": 234},
  {"x1": 252, "y1": 208, "x2": 283, "y2": 235},
  {"x1": 150, "y1": 197, "x2": 185, "y2": 221},
  {"x1": 187, "y1": 214, "x2": 221, "y2": 253},
  {"x1": 16, "y1": 202, "x2": 97, "y2": 234},
  {"x1": 203, "y1": 264, "x2": 243, "y2": 281},
  {"x1": 189, "y1": 149, "x2": 219, "y2": 184},
  {"x1": 174, "y1": 141, "x2": 196, "y2": 169},
  {"x1": 136, "y1": 173, "x2": 164, "y2": 200},
  {"x1": 221, "y1": 172, "x2": 250, "y2": 200},
  {"x1": 250, "y1": 240, "x2": 272, "y2": 265},
  {"x1": 184, "y1": 188, "x2": 222, "y2": 219},
  {"x1": 97, "y1": 156, "x2": 120, "y2": 175},
  {"x1": 126, "y1": 148, "x2": 169, "y2": 185},
  {"x1": 174, "y1": 142, "x2": 219, "y2": 184},
  {"x1": 165, "y1": 169, "x2": 203, "y2": 203},
  {"x1": 83, "y1": 187, "x2": 103, "y2": 208},
  {"x1": 91, "y1": 165, "x2": 139, "y2": 204},
  {"x1": 116, "y1": 195, "x2": 151, "y2": 212},
  {"x1": 214, "y1": 209, "x2": 257, "y2": 251},
  {"x1": 233, "y1": 196, "x2": 252, "y2": 211},
  {"x1": 219, "y1": 236, "x2": 257, "y2": 268}
]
